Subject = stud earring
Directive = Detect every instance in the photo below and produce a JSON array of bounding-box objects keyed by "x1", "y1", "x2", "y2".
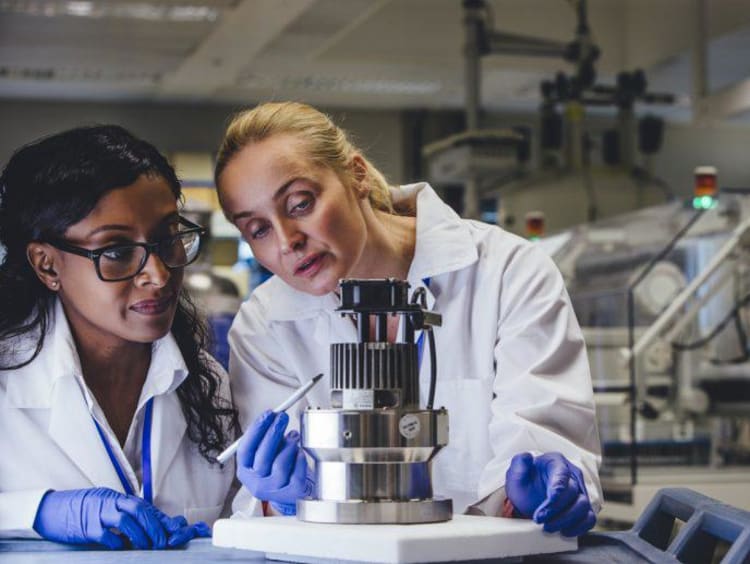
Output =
[{"x1": 50, "y1": 281, "x2": 59, "y2": 289}]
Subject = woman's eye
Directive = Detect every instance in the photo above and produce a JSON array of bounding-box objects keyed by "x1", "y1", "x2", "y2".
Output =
[
  {"x1": 102, "y1": 247, "x2": 136, "y2": 262},
  {"x1": 289, "y1": 196, "x2": 313, "y2": 214},
  {"x1": 250, "y1": 225, "x2": 270, "y2": 240}
]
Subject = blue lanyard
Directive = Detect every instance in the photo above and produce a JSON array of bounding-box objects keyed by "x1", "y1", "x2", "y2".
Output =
[
  {"x1": 416, "y1": 278, "x2": 431, "y2": 369},
  {"x1": 92, "y1": 397, "x2": 154, "y2": 503}
]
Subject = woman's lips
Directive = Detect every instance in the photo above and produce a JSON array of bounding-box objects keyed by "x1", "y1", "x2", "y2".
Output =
[
  {"x1": 130, "y1": 295, "x2": 174, "y2": 315},
  {"x1": 295, "y1": 253, "x2": 325, "y2": 278}
]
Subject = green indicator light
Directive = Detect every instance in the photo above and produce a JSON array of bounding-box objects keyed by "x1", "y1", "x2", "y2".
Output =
[
  {"x1": 528, "y1": 235, "x2": 540, "y2": 242},
  {"x1": 693, "y1": 196, "x2": 716, "y2": 209}
]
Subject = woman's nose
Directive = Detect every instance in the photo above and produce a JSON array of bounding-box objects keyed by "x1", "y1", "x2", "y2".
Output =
[
  {"x1": 278, "y1": 223, "x2": 305, "y2": 255},
  {"x1": 136, "y1": 252, "x2": 170, "y2": 287}
]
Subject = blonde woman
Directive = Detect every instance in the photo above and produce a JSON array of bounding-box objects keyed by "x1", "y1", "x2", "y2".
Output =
[{"x1": 217, "y1": 102, "x2": 600, "y2": 536}]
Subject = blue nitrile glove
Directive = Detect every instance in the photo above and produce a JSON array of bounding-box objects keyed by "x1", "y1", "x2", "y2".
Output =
[
  {"x1": 236, "y1": 410, "x2": 314, "y2": 516},
  {"x1": 166, "y1": 521, "x2": 211, "y2": 547},
  {"x1": 505, "y1": 452, "x2": 596, "y2": 537},
  {"x1": 33, "y1": 487, "x2": 168, "y2": 549},
  {"x1": 152, "y1": 510, "x2": 211, "y2": 548}
]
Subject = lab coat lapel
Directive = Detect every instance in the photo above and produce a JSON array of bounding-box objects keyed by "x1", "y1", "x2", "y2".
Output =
[
  {"x1": 313, "y1": 313, "x2": 332, "y2": 348},
  {"x1": 149, "y1": 390, "x2": 187, "y2": 496},
  {"x1": 142, "y1": 335, "x2": 189, "y2": 496},
  {"x1": 313, "y1": 306, "x2": 359, "y2": 348},
  {"x1": 401, "y1": 183, "x2": 478, "y2": 282},
  {"x1": 47, "y1": 376, "x2": 123, "y2": 491},
  {"x1": 262, "y1": 282, "x2": 342, "y2": 349}
]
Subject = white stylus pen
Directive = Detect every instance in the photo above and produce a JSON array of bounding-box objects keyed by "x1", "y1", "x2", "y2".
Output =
[{"x1": 215, "y1": 373, "x2": 324, "y2": 465}]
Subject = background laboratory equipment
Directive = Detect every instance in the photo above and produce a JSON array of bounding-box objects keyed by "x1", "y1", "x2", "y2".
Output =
[
  {"x1": 298, "y1": 278, "x2": 452, "y2": 524},
  {"x1": 424, "y1": 0, "x2": 676, "y2": 234},
  {"x1": 543, "y1": 185, "x2": 750, "y2": 523}
]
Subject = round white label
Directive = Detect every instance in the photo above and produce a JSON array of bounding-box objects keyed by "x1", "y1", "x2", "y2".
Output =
[{"x1": 399, "y1": 414, "x2": 421, "y2": 439}]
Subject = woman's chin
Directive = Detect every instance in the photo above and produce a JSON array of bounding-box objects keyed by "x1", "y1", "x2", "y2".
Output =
[
  {"x1": 290, "y1": 274, "x2": 338, "y2": 296},
  {"x1": 308, "y1": 282, "x2": 337, "y2": 297}
]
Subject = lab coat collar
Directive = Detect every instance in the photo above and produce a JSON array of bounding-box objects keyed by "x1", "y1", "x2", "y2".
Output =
[
  {"x1": 6, "y1": 300, "x2": 82, "y2": 408},
  {"x1": 5, "y1": 299, "x2": 190, "y2": 494},
  {"x1": 140, "y1": 330, "x2": 189, "y2": 402},
  {"x1": 262, "y1": 182, "x2": 477, "y2": 323},
  {"x1": 259, "y1": 277, "x2": 340, "y2": 323},
  {"x1": 2, "y1": 301, "x2": 122, "y2": 490},
  {"x1": 397, "y1": 182, "x2": 478, "y2": 285},
  {"x1": 6, "y1": 299, "x2": 189, "y2": 408},
  {"x1": 137, "y1": 324, "x2": 190, "y2": 496},
  {"x1": 150, "y1": 383, "x2": 188, "y2": 495},
  {"x1": 47, "y1": 374, "x2": 126, "y2": 492}
]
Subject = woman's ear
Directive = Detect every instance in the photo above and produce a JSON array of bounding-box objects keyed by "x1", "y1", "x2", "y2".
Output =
[
  {"x1": 350, "y1": 155, "x2": 369, "y2": 200},
  {"x1": 26, "y1": 243, "x2": 61, "y2": 291}
]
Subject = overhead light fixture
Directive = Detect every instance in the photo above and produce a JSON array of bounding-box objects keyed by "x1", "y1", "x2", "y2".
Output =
[
  {"x1": 237, "y1": 73, "x2": 442, "y2": 96},
  {"x1": 0, "y1": 0, "x2": 220, "y2": 22},
  {"x1": 0, "y1": 65, "x2": 160, "y2": 82},
  {"x1": 64, "y1": 0, "x2": 92, "y2": 16}
]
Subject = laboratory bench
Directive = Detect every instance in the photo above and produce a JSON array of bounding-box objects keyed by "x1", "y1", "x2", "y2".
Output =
[
  {"x1": 2, "y1": 488, "x2": 749, "y2": 564},
  {"x1": 0, "y1": 538, "x2": 259, "y2": 563}
]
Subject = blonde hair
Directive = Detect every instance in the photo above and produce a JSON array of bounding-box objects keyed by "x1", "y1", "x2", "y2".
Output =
[{"x1": 214, "y1": 101, "x2": 394, "y2": 213}]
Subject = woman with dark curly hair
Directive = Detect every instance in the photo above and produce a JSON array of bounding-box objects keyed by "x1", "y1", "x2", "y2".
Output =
[{"x1": 0, "y1": 125, "x2": 239, "y2": 549}]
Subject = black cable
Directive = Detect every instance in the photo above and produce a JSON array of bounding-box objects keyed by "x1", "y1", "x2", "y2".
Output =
[
  {"x1": 426, "y1": 329, "x2": 437, "y2": 410},
  {"x1": 672, "y1": 292, "x2": 750, "y2": 352},
  {"x1": 733, "y1": 310, "x2": 750, "y2": 362},
  {"x1": 410, "y1": 287, "x2": 426, "y2": 306},
  {"x1": 627, "y1": 287, "x2": 637, "y2": 486},
  {"x1": 630, "y1": 208, "x2": 705, "y2": 289},
  {"x1": 625, "y1": 207, "x2": 705, "y2": 487},
  {"x1": 410, "y1": 287, "x2": 438, "y2": 410}
]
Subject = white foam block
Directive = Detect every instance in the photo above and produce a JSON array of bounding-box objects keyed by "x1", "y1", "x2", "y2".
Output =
[{"x1": 213, "y1": 514, "x2": 577, "y2": 563}]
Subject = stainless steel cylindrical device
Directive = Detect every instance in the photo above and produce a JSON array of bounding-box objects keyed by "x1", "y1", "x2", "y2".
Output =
[{"x1": 298, "y1": 279, "x2": 453, "y2": 524}]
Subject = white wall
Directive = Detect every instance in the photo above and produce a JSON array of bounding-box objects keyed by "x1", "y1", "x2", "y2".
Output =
[{"x1": 655, "y1": 121, "x2": 750, "y2": 194}]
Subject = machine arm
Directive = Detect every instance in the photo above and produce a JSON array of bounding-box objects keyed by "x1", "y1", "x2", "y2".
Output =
[{"x1": 622, "y1": 215, "x2": 750, "y2": 364}]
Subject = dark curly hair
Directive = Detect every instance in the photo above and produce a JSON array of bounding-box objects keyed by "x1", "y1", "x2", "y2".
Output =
[{"x1": 0, "y1": 124, "x2": 238, "y2": 462}]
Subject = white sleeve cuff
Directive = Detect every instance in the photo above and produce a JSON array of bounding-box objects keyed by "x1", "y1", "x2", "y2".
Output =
[
  {"x1": 0, "y1": 489, "x2": 49, "y2": 539},
  {"x1": 465, "y1": 486, "x2": 507, "y2": 517},
  {"x1": 230, "y1": 487, "x2": 264, "y2": 518}
]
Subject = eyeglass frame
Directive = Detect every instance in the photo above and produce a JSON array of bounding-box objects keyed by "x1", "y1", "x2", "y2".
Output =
[{"x1": 46, "y1": 216, "x2": 206, "y2": 282}]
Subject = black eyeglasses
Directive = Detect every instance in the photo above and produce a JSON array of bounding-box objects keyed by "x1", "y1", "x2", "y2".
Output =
[{"x1": 48, "y1": 216, "x2": 206, "y2": 282}]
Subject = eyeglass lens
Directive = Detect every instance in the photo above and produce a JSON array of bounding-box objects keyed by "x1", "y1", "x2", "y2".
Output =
[{"x1": 98, "y1": 231, "x2": 201, "y2": 280}]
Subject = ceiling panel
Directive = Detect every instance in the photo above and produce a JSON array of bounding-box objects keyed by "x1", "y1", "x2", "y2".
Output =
[
  {"x1": 1, "y1": 0, "x2": 750, "y2": 120},
  {"x1": 313, "y1": 0, "x2": 463, "y2": 65},
  {"x1": 0, "y1": 10, "x2": 217, "y2": 84}
]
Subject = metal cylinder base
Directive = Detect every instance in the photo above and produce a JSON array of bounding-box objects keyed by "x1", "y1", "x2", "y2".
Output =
[{"x1": 296, "y1": 497, "x2": 453, "y2": 524}]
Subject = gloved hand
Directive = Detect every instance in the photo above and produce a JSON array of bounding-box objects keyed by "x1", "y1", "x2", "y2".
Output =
[
  {"x1": 152, "y1": 510, "x2": 211, "y2": 548},
  {"x1": 505, "y1": 452, "x2": 596, "y2": 537},
  {"x1": 33, "y1": 488, "x2": 169, "y2": 549},
  {"x1": 236, "y1": 410, "x2": 314, "y2": 516}
]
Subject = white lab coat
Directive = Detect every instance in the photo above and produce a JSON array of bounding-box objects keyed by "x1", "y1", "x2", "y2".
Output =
[
  {"x1": 0, "y1": 300, "x2": 235, "y2": 538},
  {"x1": 228, "y1": 182, "x2": 602, "y2": 516}
]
